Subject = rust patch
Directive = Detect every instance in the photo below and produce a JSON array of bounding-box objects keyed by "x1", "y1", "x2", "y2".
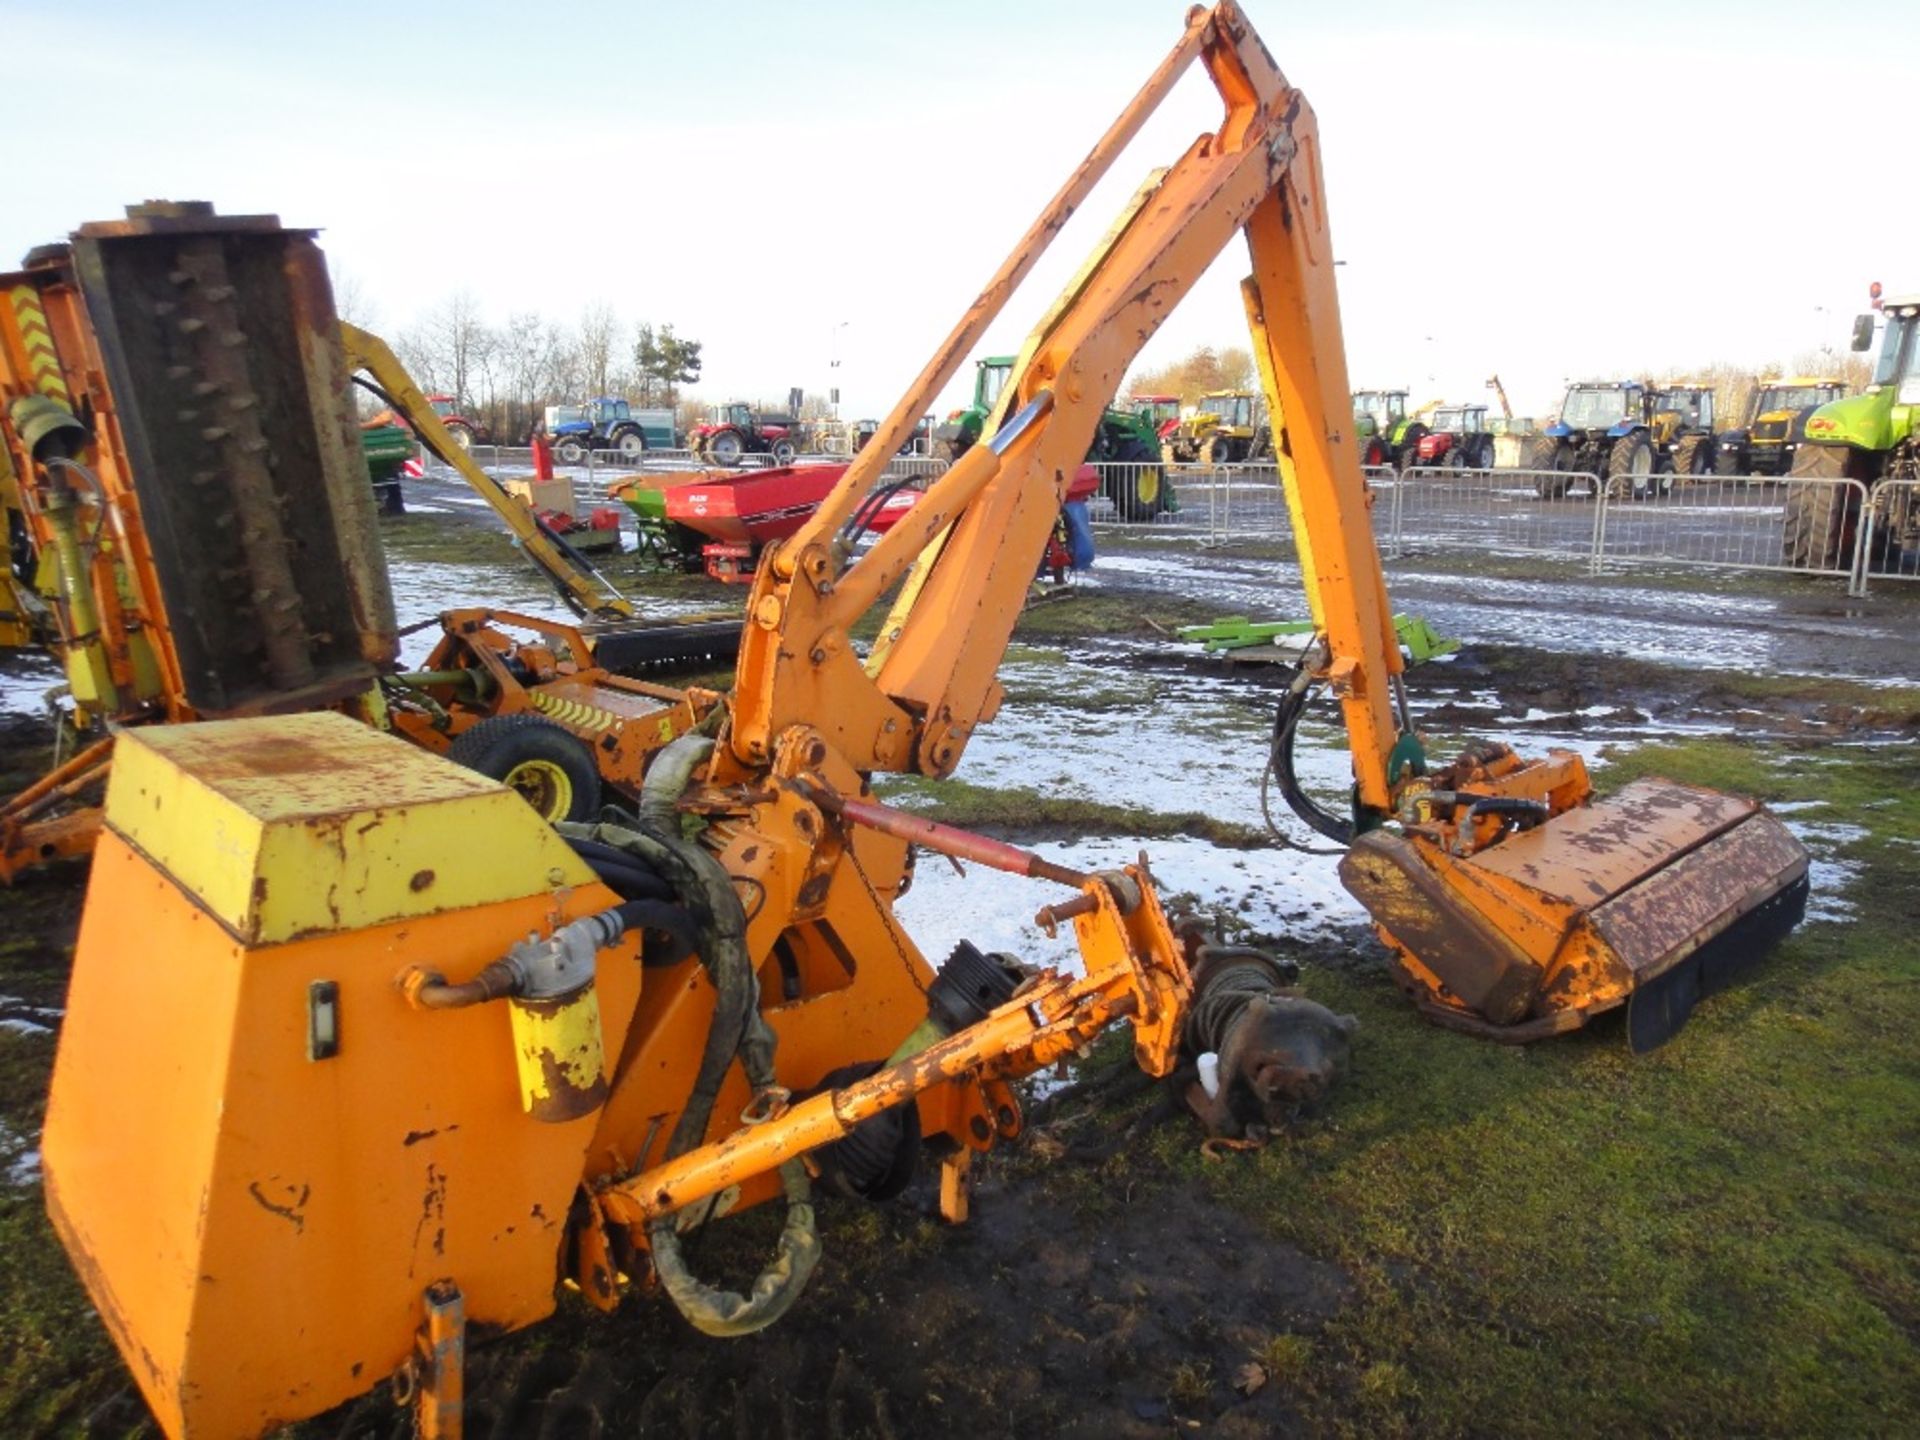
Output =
[{"x1": 409, "y1": 868, "x2": 435, "y2": 892}]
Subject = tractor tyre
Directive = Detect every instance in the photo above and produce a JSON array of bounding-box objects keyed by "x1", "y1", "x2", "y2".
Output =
[
  {"x1": 1200, "y1": 434, "x2": 1230, "y2": 468},
  {"x1": 708, "y1": 430, "x2": 745, "y2": 466},
  {"x1": 1605, "y1": 434, "x2": 1656, "y2": 500},
  {"x1": 616, "y1": 429, "x2": 647, "y2": 459},
  {"x1": 446, "y1": 714, "x2": 602, "y2": 825},
  {"x1": 1102, "y1": 436, "x2": 1168, "y2": 521},
  {"x1": 1780, "y1": 444, "x2": 1858, "y2": 570},
  {"x1": 1363, "y1": 436, "x2": 1388, "y2": 468},
  {"x1": 1160, "y1": 441, "x2": 1181, "y2": 467},
  {"x1": 770, "y1": 438, "x2": 798, "y2": 465},
  {"x1": 1474, "y1": 436, "x2": 1498, "y2": 470},
  {"x1": 1533, "y1": 442, "x2": 1573, "y2": 498},
  {"x1": 555, "y1": 438, "x2": 587, "y2": 465},
  {"x1": 375, "y1": 480, "x2": 406, "y2": 517},
  {"x1": 1715, "y1": 442, "x2": 1744, "y2": 477},
  {"x1": 444, "y1": 422, "x2": 475, "y2": 453},
  {"x1": 1672, "y1": 434, "x2": 1710, "y2": 482}
]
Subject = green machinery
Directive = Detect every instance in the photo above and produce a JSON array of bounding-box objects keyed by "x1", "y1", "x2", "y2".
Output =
[
  {"x1": 1784, "y1": 293, "x2": 1920, "y2": 569},
  {"x1": 934, "y1": 355, "x2": 1176, "y2": 520}
]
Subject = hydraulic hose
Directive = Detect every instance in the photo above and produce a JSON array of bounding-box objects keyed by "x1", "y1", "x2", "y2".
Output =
[
  {"x1": 565, "y1": 735, "x2": 820, "y2": 1335},
  {"x1": 1263, "y1": 661, "x2": 1353, "y2": 849}
]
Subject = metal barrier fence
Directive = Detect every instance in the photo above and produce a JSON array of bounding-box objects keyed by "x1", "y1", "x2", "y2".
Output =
[
  {"x1": 1858, "y1": 478, "x2": 1920, "y2": 590},
  {"x1": 421, "y1": 447, "x2": 1894, "y2": 594},
  {"x1": 1078, "y1": 460, "x2": 1882, "y2": 593}
]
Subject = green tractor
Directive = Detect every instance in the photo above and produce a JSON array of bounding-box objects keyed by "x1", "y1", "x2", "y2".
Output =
[
  {"x1": 1352, "y1": 389, "x2": 1427, "y2": 469},
  {"x1": 1782, "y1": 293, "x2": 1920, "y2": 570},
  {"x1": 934, "y1": 355, "x2": 1175, "y2": 520}
]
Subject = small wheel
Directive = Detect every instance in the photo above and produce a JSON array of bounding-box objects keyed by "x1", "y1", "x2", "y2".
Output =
[
  {"x1": 770, "y1": 438, "x2": 798, "y2": 465},
  {"x1": 617, "y1": 429, "x2": 647, "y2": 459},
  {"x1": 555, "y1": 438, "x2": 587, "y2": 464},
  {"x1": 445, "y1": 714, "x2": 601, "y2": 824}
]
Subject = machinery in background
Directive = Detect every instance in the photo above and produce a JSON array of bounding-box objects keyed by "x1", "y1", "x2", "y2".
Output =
[
  {"x1": 0, "y1": 207, "x2": 742, "y2": 878},
  {"x1": 0, "y1": 203, "x2": 403, "y2": 879},
  {"x1": 1128, "y1": 391, "x2": 1183, "y2": 439},
  {"x1": 1161, "y1": 388, "x2": 1271, "y2": 465},
  {"x1": 1351, "y1": 388, "x2": 1426, "y2": 469},
  {"x1": 1412, "y1": 404, "x2": 1496, "y2": 469},
  {"x1": 1534, "y1": 379, "x2": 1658, "y2": 498},
  {"x1": 1716, "y1": 376, "x2": 1849, "y2": 477},
  {"x1": 545, "y1": 395, "x2": 676, "y2": 461},
  {"x1": 1648, "y1": 382, "x2": 1717, "y2": 479},
  {"x1": 938, "y1": 354, "x2": 1173, "y2": 519},
  {"x1": 422, "y1": 392, "x2": 489, "y2": 449},
  {"x1": 1782, "y1": 290, "x2": 1919, "y2": 569},
  {"x1": 40, "y1": 9, "x2": 1808, "y2": 1436},
  {"x1": 359, "y1": 421, "x2": 416, "y2": 515},
  {"x1": 1486, "y1": 373, "x2": 1513, "y2": 423},
  {"x1": 688, "y1": 401, "x2": 800, "y2": 465}
]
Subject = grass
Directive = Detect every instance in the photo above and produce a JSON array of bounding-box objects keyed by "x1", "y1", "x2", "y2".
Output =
[
  {"x1": 1021, "y1": 733, "x2": 1920, "y2": 1436},
  {"x1": 874, "y1": 774, "x2": 1270, "y2": 849}
]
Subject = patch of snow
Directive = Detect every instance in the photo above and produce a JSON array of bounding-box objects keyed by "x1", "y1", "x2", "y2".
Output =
[
  {"x1": 0, "y1": 1117, "x2": 41, "y2": 1188},
  {"x1": 892, "y1": 833, "x2": 1364, "y2": 981}
]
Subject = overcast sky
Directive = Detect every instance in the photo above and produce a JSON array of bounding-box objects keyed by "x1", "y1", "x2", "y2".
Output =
[{"x1": 6, "y1": 0, "x2": 1915, "y2": 420}]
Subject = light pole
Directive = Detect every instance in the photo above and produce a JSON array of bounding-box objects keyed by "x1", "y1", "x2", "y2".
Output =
[{"x1": 829, "y1": 320, "x2": 850, "y2": 421}]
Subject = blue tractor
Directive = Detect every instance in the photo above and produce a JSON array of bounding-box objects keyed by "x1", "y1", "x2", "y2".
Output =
[
  {"x1": 1532, "y1": 380, "x2": 1662, "y2": 500},
  {"x1": 546, "y1": 398, "x2": 677, "y2": 463}
]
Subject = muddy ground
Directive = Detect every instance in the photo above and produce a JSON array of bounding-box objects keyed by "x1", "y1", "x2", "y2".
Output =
[{"x1": 3, "y1": 473, "x2": 1918, "y2": 1437}]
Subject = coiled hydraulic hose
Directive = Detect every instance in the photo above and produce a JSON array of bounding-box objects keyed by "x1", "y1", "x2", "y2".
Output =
[
  {"x1": 1261, "y1": 660, "x2": 1352, "y2": 853},
  {"x1": 562, "y1": 735, "x2": 820, "y2": 1335}
]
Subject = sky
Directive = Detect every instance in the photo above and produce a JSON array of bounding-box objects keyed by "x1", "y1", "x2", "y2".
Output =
[{"x1": 5, "y1": 0, "x2": 1917, "y2": 421}]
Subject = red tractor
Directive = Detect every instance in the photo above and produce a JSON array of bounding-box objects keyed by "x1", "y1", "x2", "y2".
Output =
[
  {"x1": 1412, "y1": 403, "x2": 1496, "y2": 470},
  {"x1": 423, "y1": 394, "x2": 490, "y2": 450},
  {"x1": 688, "y1": 402, "x2": 800, "y2": 466}
]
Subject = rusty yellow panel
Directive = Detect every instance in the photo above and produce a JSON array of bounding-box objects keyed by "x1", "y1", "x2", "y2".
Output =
[
  {"x1": 42, "y1": 827, "x2": 644, "y2": 1440},
  {"x1": 106, "y1": 712, "x2": 597, "y2": 943}
]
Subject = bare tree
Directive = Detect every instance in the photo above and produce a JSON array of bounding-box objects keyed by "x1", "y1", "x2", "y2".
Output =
[{"x1": 578, "y1": 303, "x2": 619, "y2": 399}]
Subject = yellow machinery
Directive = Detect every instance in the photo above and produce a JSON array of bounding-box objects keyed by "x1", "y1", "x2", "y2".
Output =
[
  {"x1": 1162, "y1": 387, "x2": 1264, "y2": 464},
  {"x1": 0, "y1": 207, "x2": 739, "y2": 875},
  {"x1": 44, "y1": 6, "x2": 1807, "y2": 1436}
]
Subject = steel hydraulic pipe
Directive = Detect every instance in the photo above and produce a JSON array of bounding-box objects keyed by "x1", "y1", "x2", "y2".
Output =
[
  {"x1": 806, "y1": 786, "x2": 1088, "y2": 888},
  {"x1": 779, "y1": 7, "x2": 1214, "y2": 565}
]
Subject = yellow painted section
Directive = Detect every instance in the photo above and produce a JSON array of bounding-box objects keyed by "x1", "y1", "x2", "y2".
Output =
[
  {"x1": 107, "y1": 712, "x2": 597, "y2": 943},
  {"x1": 509, "y1": 989, "x2": 607, "y2": 1118},
  {"x1": 8, "y1": 283, "x2": 70, "y2": 403}
]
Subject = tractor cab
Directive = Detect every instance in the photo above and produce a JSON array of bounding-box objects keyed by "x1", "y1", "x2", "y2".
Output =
[
  {"x1": 1650, "y1": 385, "x2": 1714, "y2": 435},
  {"x1": 1551, "y1": 382, "x2": 1647, "y2": 440},
  {"x1": 1415, "y1": 405, "x2": 1493, "y2": 468},
  {"x1": 1202, "y1": 391, "x2": 1257, "y2": 429},
  {"x1": 1352, "y1": 389, "x2": 1408, "y2": 439},
  {"x1": 1130, "y1": 394, "x2": 1182, "y2": 435},
  {"x1": 591, "y1": 397, "x2": 633, "y2": 424},
  {"x1": 1750, "y1": 380, "x2": 1848, "y2": 426}
]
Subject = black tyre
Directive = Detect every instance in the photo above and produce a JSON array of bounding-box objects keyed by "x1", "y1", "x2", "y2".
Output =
[
  {"x1": 1200, "y1": 433, "x2": 1229, "y2": 467},
  {"x1": 1780, "y1": 444, "x2": 1859, "y2": 570},
  {"x1": 375, "y1": 480, "x2": 406, "y2": 517},
  {"x1": 1605, "y1": 433, "x2": 1656, "y2": 500},
  {"x1": 1533, "y1": 441, "x2": 1573, "y2": 498},
  {"x1": 1714, "y1": 439, "x2": 1744, "y2": 476},
  {"x1": 1672, "y1": 434, "x2": 1710, "y2": 481},
  {"x1": 555, "y1": 438, "x2": 587, "y2": 464},
  {"x1": 770, "y1": 438, "x2": 798, "y2": 465},
  {"x1": 616, "y1": 428, "x2": 647, "y2": 459},
  {"x1": 1474, "y1": 435, "x2": 1497, "y2": 470},
  {"x1": 708, "y1": 430, "x2": 744, "y2": 466},
  {"x1": 446, "y1": 714, "x2": 601, "y2": 824},
  {"x1": 1102, "y1": 435, "x2": 1169, "y2": 521}
]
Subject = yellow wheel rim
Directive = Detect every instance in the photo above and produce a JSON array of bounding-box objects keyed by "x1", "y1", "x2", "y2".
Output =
[
  {"x1": 502, "y1": 758, "x2": 573, "y2": 820},
  {"x1": 1138, "y1": 468, "x2": 1161, "y2": 505}
]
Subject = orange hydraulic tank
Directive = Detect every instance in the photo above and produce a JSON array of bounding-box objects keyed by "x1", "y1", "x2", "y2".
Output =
[{"x1": 40, "y1": 713, "x2": 643, "y2": 1439}]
